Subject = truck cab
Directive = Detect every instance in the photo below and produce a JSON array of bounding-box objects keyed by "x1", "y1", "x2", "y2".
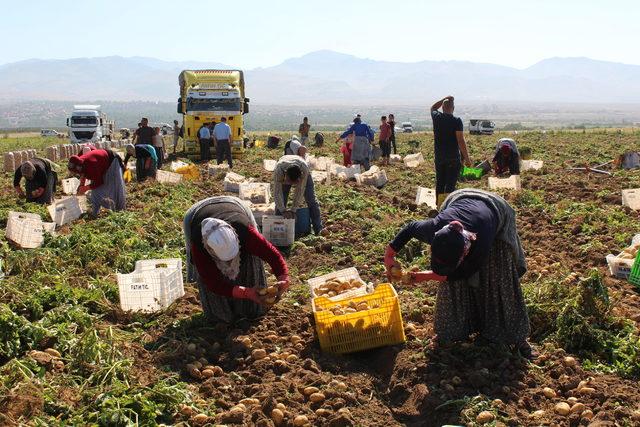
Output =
[
  {"x1": 469, "y1": 119, "x2": 496, "y2": 135},
  {"x1": 66, "y1": 105, "x2": 114, "y2": 143}
]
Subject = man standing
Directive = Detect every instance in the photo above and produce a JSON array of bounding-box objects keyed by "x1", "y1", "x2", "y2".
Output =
[
  {"x1": 273, "y1": 155, "x2": 322, "y2": 236},
  {"x1": 213, "y1": 117, "x2": 233, "y2": 168},
  {"x1": 298, "y1": 117, "x2": 311, "y2": 145},
  {"x1": 335, "y1": 117, "x2": 375, "y2": 171},
  {"x1": 172, "y1": 120, "x2": 181, "y2": 154},
  {"x1": 388, "y1": 113, "x2": 397, "y2": 154},
  {"x1": 430, "y1": 96, "x2": 471, "y2": 206},
  {"x1": 198, "y1": 122, "x2": 211, "y2": 162},
  {"x1": 134, "y1": 118, "x2": 155, "y2": 146},
  {"x1": 378, "y1": 116, "x2": 392, "y2": 166}
]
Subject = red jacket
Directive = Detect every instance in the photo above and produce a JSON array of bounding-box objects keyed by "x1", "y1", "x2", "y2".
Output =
[
  {"x1": 379, "y1": 122, "x2": 391, "y2": 142},
  {"x1": 191, "y1": 225, "x2": 288, "y2": 297},
  {"x1": 75, "y1": 149, "x2": 111, "y2": 189}
]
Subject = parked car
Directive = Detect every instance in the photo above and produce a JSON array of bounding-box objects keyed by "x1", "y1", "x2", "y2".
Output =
[
  {"x1": 41, "y1": 129, "x2": 60, "y2": 137},
  {"x1": 401, "y1": 122, "x2": 414, "y2": 133}
]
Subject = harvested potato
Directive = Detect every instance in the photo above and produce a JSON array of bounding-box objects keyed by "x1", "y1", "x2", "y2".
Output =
[
  {"x1": 192, "y1": 413, "x2": 209, "y2": 424},
  {"x1": 271, "y1": 408, "x2": 284, "y2": 425},
  {"x1": 570, "y1": 403, "x2": 586, "y2": 414},
  {"x1": 293, "y1": 415, "x2": 309, "y2": 426},
  {"x1": 309, "y1": 392, "x2": 325, "y2": 403},
  {"x1": 543, "y1": 387, "x2": 556, "y2": 398},
  {"x1": 554, "y1": 402, "x2": 571, "y2": 416},
  {"x1": 44, "y1": 348, "x2": 61, "y2": 358},
  {"x1": 476, "y1": 411, "x2": 495, "y2": 424},
  {"x1": 303, "y1": 386, "x2": 319, "y2": 396},
  {"x1": 252, "y1": 349, "x2": 267, "y2": 360}
]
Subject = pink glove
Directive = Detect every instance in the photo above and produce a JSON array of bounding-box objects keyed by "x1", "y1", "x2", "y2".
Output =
[
  {"x1": 232, "y1": 286, "x2": 262, "y2": 304},
  {"x1": 77, "y1": 185, "x2": 90, "y2": 195},
  {"x1": 384, "y1": 245, "x2": 397, "y2": 270},
  {"x1": 410, "y1": 271, "x2": 447, "y2": 283}
]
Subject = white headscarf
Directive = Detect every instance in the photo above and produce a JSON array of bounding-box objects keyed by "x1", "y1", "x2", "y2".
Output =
[{"x1": 201, "y1": 218, "x2": 241, "y2": 280}]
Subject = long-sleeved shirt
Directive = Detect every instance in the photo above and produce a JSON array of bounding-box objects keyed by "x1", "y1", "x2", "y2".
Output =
[
  {"x1": 76, "y1": 149, "x2": 111, "y2": 189},
  {"x1": 390, "y1": 198, "x2": 499, "y2": 280},
  {"x1": 124, "y1": 144, "x2": 157, "y2": 165},
  {"x1": 379, "y1": 122, "x2": 391, "y2": 142},
  {"x1": 13, "y1": 158, "x2": 49, "y2": 188},
  {"x1": 191, "y1": 223, "x2": 288, "y2": 297},
  {"x1": 273, "y1": 155, "x2": 310, "y2": 214},
  {"x1": 213, "y1": 122, "x2": 232, "y2": 140},
  {"x1": 340, "y1": 123, "x2": 375, "y2": 141}
]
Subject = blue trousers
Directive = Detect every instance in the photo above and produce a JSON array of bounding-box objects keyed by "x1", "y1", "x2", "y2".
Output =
[{"x1": 278, "y1": 177, "x2": 322, "y2": 234}]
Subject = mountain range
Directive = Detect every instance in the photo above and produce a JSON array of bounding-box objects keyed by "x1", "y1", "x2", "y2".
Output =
[{"x1": 1, "y1": 50, "x2": 639, "y2": 104}]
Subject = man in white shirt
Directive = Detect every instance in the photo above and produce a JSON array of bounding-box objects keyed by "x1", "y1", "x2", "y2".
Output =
[
  {"x1": 198, "y1": 123, "x2": 211, "y2": 162},
  {"x1": 213, "y1": 117, "x2": 233, "y2": 168}
]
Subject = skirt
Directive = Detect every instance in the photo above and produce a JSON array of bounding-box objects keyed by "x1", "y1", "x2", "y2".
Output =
[
  {"x1": 26, "y1": 171, "x2": 56, "y2": 205},
  {"x1": 136, "y1": 157, "x2": 157, "y2": 182},
  {"x1": 89, "y1": 160, "x2": 126, "y2": 215},
  {"x1": 184, "y1": 196, "x2": 267, "y2": 323},
  {"x1": 434, "y1": 240, "x2": 530, "y2": 345}
]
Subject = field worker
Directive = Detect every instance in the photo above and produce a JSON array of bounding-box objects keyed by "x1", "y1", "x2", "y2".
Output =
[
  {"x1": 67, "y1": 149, "x2": 126, "y2": 215},
  {"x1": 379, "y1": 115, "x2": 392, "y2": 166},
  {"x1": 124, "y1": 143, "x2": 157, "y2": 182},
  {"x1": 172, "y1": 120, "x2": 181, "y2": 154},
  {"x1": 335, "y1": 116, "x2": 375, "y2": 171},
  {"x1": 314, "y1": 132, "x2": 324, "y2": 147},
  {"x1": 133, "y1": 117, "x2": 155, "y2": 146},
  {"x1": 273, "y1": 155, "x2": 323, "y2": 235},
  {"x1": 384, "y1": 188, "x2": 533, "y2": 358},
  {"x1": 492, "y1": 138, "x2": 520, "y2": 176},
  {"x1": 430, "y1": 96, "x2": 472, "y2": 206},
  {"x1": 131, "y1": 122, "x2": 141, "y2": 144},
  {"x1": 198, "y1": 122, "x2": 212, "y2": 162},
  {"x1": 284, "y1": 135, "x2": 307, "y2": 158},
  {"x1": 340, "y1": 133, "x2": 353, "y2": 166},
  {"x1": 152, "y1": 127, "x2": 166, "y2": 169},
  {"x1": 213, "y1": 117, "x2": 233, "y2": 168},
  {"x1": 388, "y1": 113, "x2": 397, "y2": 154},
  {"x1": 184, "y1": 196, "x2": 290, "y2": 322},
  {"x1": 298, "y1": 117, "x2": 311, "y2": 145},
  {"x1": 13, "y1": 158, "x2": 58, "y2": 204}
]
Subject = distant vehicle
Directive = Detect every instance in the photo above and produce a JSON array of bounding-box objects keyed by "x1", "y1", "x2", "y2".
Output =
[
  {"x1": 401, "y1": 122, "x2": 413, "y2": 133},
  {"x1": 469, "y1": 119, "x2": 495, "y2": 135},
  {"x1": 152, "y1": 122, "x2": 174, "y2": 135},
  {"x1": 40, "y1": 129, "x2": 59, "y2": 137},
  {"x1": 66, "y1": 105, "x2": 115, "y2": 143}
]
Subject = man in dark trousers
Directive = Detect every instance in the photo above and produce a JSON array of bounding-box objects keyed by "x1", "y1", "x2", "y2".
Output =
[
  {"x1": 198, "y1": 122, "x2": 211, "y2": 162},
  {"x1": 430, "y1": 96, "x2": 471, "y2": 206}
]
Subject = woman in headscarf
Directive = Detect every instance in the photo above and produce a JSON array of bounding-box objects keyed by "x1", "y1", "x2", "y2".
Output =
[
  {"x1": 384, "y1": 188, "x2": 534, "y2": 358},
  {"x1": 67, "y1": 148, "x2": 126, "y2": 216},
  {"x1": 13, "y1": 158, "x2": 58, "y2": 204},
  {"x1": 492, "y1": 138, "x2": 520, "y2": 176},
  {"x1": 335, "y1": 117, "x2": 375, "y2": 171},
  {"x1": 184, "y1": 196, "x2": 290, "y2": 323},
  {"x1": 124, "y1": 143, "x2": 157, "y2": 182}
]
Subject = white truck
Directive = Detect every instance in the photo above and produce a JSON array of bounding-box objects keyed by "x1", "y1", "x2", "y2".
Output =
[
  {"x1": 469, "y1": 119, "x2": 496, "y2": 135},
  {"x1": 66, "y1": 105, "x2": 115, "y2": 143}
]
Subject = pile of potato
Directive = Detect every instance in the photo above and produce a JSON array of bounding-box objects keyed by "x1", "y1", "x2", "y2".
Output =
[
  {"x1": 616, "y1": 242, "x2": 640, "y2": 259},
  {"x1": 257, "y1": 285, "x2": 279, "y2": 306},
  {"x1": 318, "y1": 299, "x2": 380, "y2": 316},
  {"x1": 314, "y1": 277, "x2": 366, "y2": 298}
]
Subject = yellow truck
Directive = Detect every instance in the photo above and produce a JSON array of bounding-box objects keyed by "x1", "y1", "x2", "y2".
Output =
[{"x1": 177, "y1": 70, "x2": 249, "y2": 161}]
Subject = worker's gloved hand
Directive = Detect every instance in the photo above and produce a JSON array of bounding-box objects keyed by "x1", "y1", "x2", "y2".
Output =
[
  {"x1": 283, "y1": 210, "x2": 295, "y2": 219},
  {"x1": 232, "y1": 286, "x2": 263, "y2": 305},
  {"x1": 384, "y1": 245, "x2": 402, "y2": 279},
  {"x1": 32, "y1": 188, "x2": 45, "y2": 198},
  {"x1": 410, "y1": 270, "x2": 447, "y2": 283},
  {"x1": 77, "y1": 185, "x2": 90, "y2": 195},
  {"x1": 276, "y1": 274, "x2": 290, "y2": 295}
]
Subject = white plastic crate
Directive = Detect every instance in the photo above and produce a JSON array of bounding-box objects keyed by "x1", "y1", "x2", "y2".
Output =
[
  {"x1": 606, "y1": 234, "x2": 640, "y2": 279},
  {"x1": 415, "y1": 187, "x2": 437, "y2": 209},
  {"x1": 521, "y1": 160, "x2": 544, "y2": 171},
  {"x1": 355, "y1": 168, "x2": 388, "y2": 187},
  {"x1": 488, "y1": 175, "x2": 522, "y2": 191},
  {"x1": 251, "y1": 203, "x2": 275, "y2": 227},
  {"x1": 307, "y1": 267, "x2": 370, "y2": 302},
  {"x1": 223, "y1": 171, "x2": 247, "y2": 193},
  {"x1": 239, "y1": 182, "x2": 271, "y2": 204},
  {"x1": 310, "y1": 156, "x2": 334, "y2": 171},
  {"x1": 4, "y1": 152, "x2": 16, "y2": 173},
  {"x1": 62, "y1": 177, "x2": 81, "y2": 195},
  {"x1": 42, "y1": 222, "x2": 56, "y2": 235},
  {"x1": 311, "y1": 171, "x2": 331, "y2": 185},
  {"x1": 47, "y1": 197, "x2": 83, "y2": 226},
  {"x1": 261, "y1": 215, "x2": 295, "y2": 246},
  {"x1": 622, "y1": 189, "x2": 640, "y2": 211},
  {"x1": 170, "y1": 160, "x2": 189, "y2": 171},
  {"x1": 390, "y1": 154, "x2": 402, "y2": 164},
  {"x1": 263, "y1": 159, "x2": 277, "y2": 172},
  {"x1": 209, "y1": 163, "x2": 230, "y2": 178},
  {"x1": 5, "y1": 212, "x2": 45, "y2": 249},
  {"x1": 330, "y1": 164, "x2": 361, "y2": 180},
  {"x1": 117, "y1": 259, "x2": 184, "y2": 312},
  {"x1": 156, "y1": 170, "x2": 183, "y2": 184},
  {"x1": 404, "y1": 153, "x2": 424, "y2": 168}
]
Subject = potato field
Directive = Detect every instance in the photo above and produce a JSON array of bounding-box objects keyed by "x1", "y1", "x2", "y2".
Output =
[{"x1": 1, "y1": 130, "x2": 640, "y2": 426}]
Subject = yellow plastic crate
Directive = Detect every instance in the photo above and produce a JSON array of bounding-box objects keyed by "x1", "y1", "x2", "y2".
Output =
[{"x1": 312, "y1": 283, "x2": 406, "y2": 354}]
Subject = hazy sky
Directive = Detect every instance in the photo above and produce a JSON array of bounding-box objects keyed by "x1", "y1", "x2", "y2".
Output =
[{"x1": 2, "y1": 0, "x2": 639, "y2": 68}]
